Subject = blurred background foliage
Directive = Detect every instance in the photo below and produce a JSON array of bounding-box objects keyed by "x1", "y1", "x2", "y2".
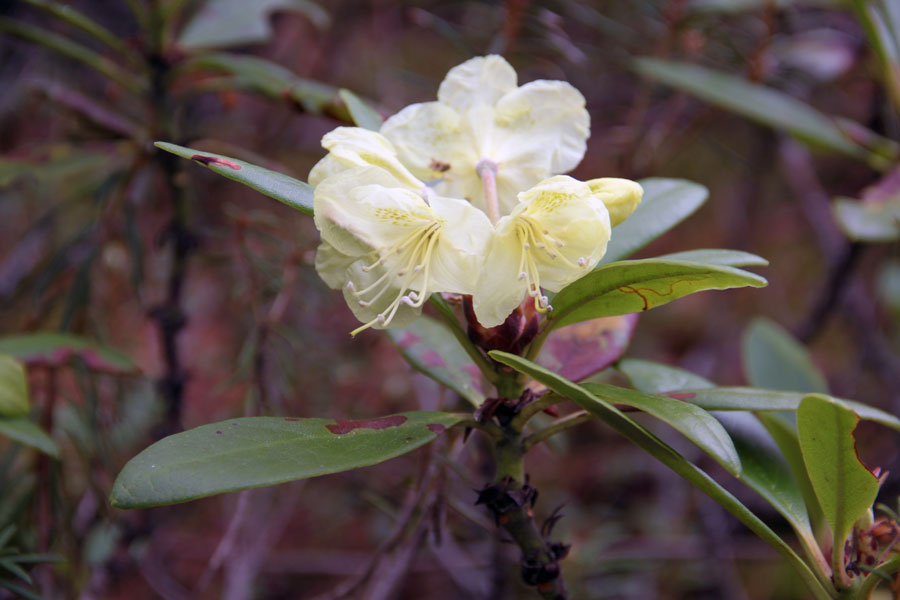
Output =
[{"x1": 0, "y1": 0, "x2": 898, "y2": 598}]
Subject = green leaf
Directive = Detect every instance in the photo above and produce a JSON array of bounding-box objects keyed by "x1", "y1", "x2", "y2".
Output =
[
  {"x1": 339, "y1": 89, "x2": 383, "y2": 131},
  {"x1": 110, "y1": 411, "x2": 464, "y2": 508},
  {"x1": 548, "y1": 259, "x2": 767, "y2": 331},
  {"x1": 0, "y1": 559, "x2": 32, "y2": 584},
  {"x1": 0, "y1": 333, "x2": 136, "y2": 374},
  {"x1": 0, "y1": 418, "x2": 59, "y2": 458},
  {"x1": 618, "y1": 358, "x2": 714, "y2": 393},
  {"x1": 22, "y1": 0, "x2": 139, "y2": 62},
  {"x1": 798, "y1": 395, "x2": 880, "y2": 549},
  {"x1": 722, "y1": 412, "x2": 828, "y2": 574},
  {"x1": 178, "y1": 0, "x2": 329, "y2": 49},
  {"x1": 0, "y1": 18, "x2": 145, "y2": 95},
  {"x1": 833, "y1": 197, "x2": 900, "y2": 242},
  {"x1": 633, "y1": 57, "x2": 884, "y2": 165},
  {"x1": 656, "y1": 249, "x2": 769, "y2": 267},
  {"x1": 600, "y1": 178, "x2": 708, "y2": 264},
  {"x1": 0, "y1": 579, "x2": 44, "y2": 600},
  {"x1": 180, "y1": 53, "x2": 338, "y2": 113},
  {"x1": 488, "y1": 351, "x2": 834, "y2": 600},
  {"x1": 388, "y1": 316, "x2": 485, "y2": 407},
  {"x1": 538, "y1": 314, "x2": 638, "y2": 383},
  {"x1": 675, "y1": 387, "x2": 900, "y2": 432},
  {"x1": 0, "y1": 357, "x2": 28, "y2": 418},
  {"x1": 582, "y1": 383, "x2": 741, "y2": 475},
  {"x1": 155, "y1": 142, "x2": 313, "y2": 215},
  {"x1": 756, "y1": 411, "x2": 825, "y2": 532},
  {"x1": 742, "y1": 318, "x2": 829, "y2": 394}
]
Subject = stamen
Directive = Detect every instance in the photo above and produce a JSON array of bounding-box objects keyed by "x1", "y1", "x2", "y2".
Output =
[{"x1": 577, "y1": 257, "x2": 587, "y2": 266}]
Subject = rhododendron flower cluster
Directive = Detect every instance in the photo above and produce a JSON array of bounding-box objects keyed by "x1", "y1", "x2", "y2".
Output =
[{"x1": 310, "y1": 55, "x2": 643, "y2": 335}]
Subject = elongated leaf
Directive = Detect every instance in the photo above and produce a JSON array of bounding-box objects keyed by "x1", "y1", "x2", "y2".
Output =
[
  {"x1": 155, "y1": 142, "x2": 313, "y2": 215},
  {"x1": 618, "y1": 358, "x2": 714, "y2": 393},
  {"x1": 388, "y1": 316, "x2": 484, "y2": 407},
  {"x1": 548, "y1": 259, "x2": 766, "y2": 331},
  {"x1": 178, "y1": 0, "x2": 329, "y2": 49},
  {"x1": 756, "y1": 411, "x2": 825, "y2": 532},
  {"x1": 672, "y1": 387, "x2": 900, "y2": 431},
  {"x1": 657, "y1": 249, "x2": 769, "y2": 267},
  {"x1": 688, "y1": 0, "x2": 836, "y2": 12},
  {"x1": 538, "y1": 314, "x2": 638, "y2": 383},
  {"x1": 180, "y1": 53, "x2": 338, "y2": 113},
  {"x1": 582, "y1": 383, "x2": 741, "y2": 475},
  {"x1": 798, "y1": 395, "x2": 880, "y2": 549},
  {"x1": 110, "y1": 411, "x2": 463, "y2": 508},
  {"x1": 488, "y1": 351, "x2": 834, "y2": 600},
  {"x1": 0, "y1": 418, "x2": 58, "y2": 458},
  {"x1": 0, "y1": 333, "x2": 136, "y2": 374},
  {"x1": 0, "y1": 18, "x2": 145, "y2": 95},
  {"x1": 23, "y1": 0, "x2": 139, "y2": 61},
  {"x1": 0, "y1": 357, "x2": 28, "y2": 418},
  {"x1": 833, "y1": 197, "x2": 900, "y2": 242},
  {"x1": 634, "y1": 58, "x2": 880, "y2": 163},
  {"x1": 743, "y1": 318, "x2": 829, "y2": 394},
  {"x1": 339, "y1": 89, "x2": 383, "y2": 131},
  {"x1": 721, "y1": 412, "x2": 827, "y2": 573},
  {"x1": 600, "y1": 178, "x2": 708, "y2": 264}
]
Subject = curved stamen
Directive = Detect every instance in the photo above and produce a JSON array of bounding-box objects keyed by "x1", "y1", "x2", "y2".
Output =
[{"x1": 349, "y1": 221, "x2": 443, "y2": 335}]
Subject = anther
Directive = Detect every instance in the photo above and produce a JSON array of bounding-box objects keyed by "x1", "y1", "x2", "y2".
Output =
[
  {"x1": 577, "y1": 257, "x2": 587, "y2": 266},
  {"x1": 519, "y1": 272, "x2": 527, "y2": 280}
]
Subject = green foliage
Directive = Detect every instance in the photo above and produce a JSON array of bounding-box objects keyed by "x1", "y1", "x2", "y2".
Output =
[
  {"x1": 581, "y1": 382, "x2": 741, "y2": 475},
  {"x1": 797, "y1": 395, "x2": 881, "y2": 557},
  {"x1": 618, "y1": 358, "x2": 715, "y2": 392},
  {"x1": 489, "y1": 351, "x2": 834, "y2": 600},
  {"x1": 110, "y1": 411, "x2": 464, "y2": 508},
  {"x1": 178, "y1": 0, "x2": 329, "y2": 49},
  {"x1": 547, "y1": 259, "x2": 767, "y2": 331},
  {"x1": 0, "y1": 356, "x2": 28, "y2": 418},
  {"x1": 388, "y1": 316, "x2": 485, "y2": 407},
  {"x1": 0, "y1": 525, "x2": 62, "y2": 600},
  {"x1": 599, "y1": 178, "x2": 708, "y2": 265},
  {"x1": 633, "y1": 57, "x2": 893, "y2": 166},
  {"x1": 0, "y1": 333, "x2": 137, "y2": 374},
  {"x1": 339, "y1": 89, "x2": 383, "y2": 131},
  {"x1": 742, "y1": 317, "x2": 829, "y2": 394},
  {"x1": 833, "y1": 197, "x2": 900, "y2": 242},
  {"x1": 155, "y1": 142, "x2": 314, "y2": 215},
  {"x1": 0, "y1": 419, "x2": 57, "y2": 459}
]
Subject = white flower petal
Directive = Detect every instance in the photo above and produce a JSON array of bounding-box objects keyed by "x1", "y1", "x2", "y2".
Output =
[
  {"x1": 314, "y1": 240, "x2": 357, "y2": 290},
  {"x1": 313, "y1": 166, "x2": 433, "y2": 258},
  {"x1": 342, "y1": 259, "x2": 421, "y2": 332},
  {"x1": 437, "y1": 55, "x2": 517, "y2": 113},
  {"x1": 380, "y1": 101, "x2": 477, "y2": 182},
  {"x1": 473, "y1": 224, "x2": 529, "y2": 328},
  {"x1": 427, "y1": 195, "x2": 493, "y2": 293},
  {"x1": 309, "y1": 127, "x2": 422, "y2": 189},
  {"x1": 493, "y1": 80, "x2": 589, "y2": 176}
]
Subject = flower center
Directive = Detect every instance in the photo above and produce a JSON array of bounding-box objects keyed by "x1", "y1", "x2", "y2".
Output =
[
  {"x1": 513, "y1": 216, "x2": 588, "y2": 313},
  {"x1": 346, "y1": 220, "x2": 443, "y2": 335}
]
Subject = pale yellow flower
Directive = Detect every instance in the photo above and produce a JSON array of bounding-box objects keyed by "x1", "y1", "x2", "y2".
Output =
[
  {"x1": 380, "y1": 55, "x2": 590, "y2": 216},
  {"x1": 313, "y1": 165, "x2": 492, "y2": 335},
  {"x1": 472, "y1": 176, "x2": 643, "y2": 328}
]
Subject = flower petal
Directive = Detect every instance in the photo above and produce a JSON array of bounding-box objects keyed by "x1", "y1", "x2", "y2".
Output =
[
  {"x1": 314, "y1": 240, "x2": 357, "y2": 290},
  {"x1": 473, "y1": 223, "x2": 529, "y2": 328},
  {"x1": 492, "y1": 79, "x2": 589, "y2": 185},
  {"x1": 342, "y1": 259, "x2": 421, "y2": 331},
  {"x1": 437, "y1": 55, "x2": 517, "y2": 113},
  {"x1": 427, "y1": 195, "x2": 493, "y2": 293},
  {"x1": 308, "y1": 127, "x2": 422, "y2": 189},
  {"x1": 380, "y1": 101, "x2": 477, "y2": 183},
  {"x1": 313, "y1": 166, "x2": 433, "y2": 257},
  {"x1": 587, "y1": 178, "x2": 643, "y2": 227},
  {"x1": 511, "y1": 176, "x2": 611, "y2": 291}
]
